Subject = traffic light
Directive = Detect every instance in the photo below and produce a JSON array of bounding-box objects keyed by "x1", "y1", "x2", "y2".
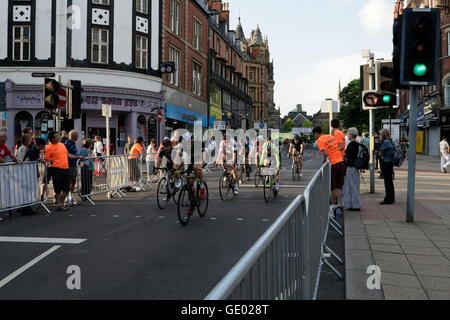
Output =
[
  {"x1": 44, "y1": 78, "x2": 64, "y2": 110},
  {"x1": 362, "y1": 91, "x2": 397, "y2": 109},
  {"x1": 68, "y1": 80, "x2": 82, "y2": 120},
  {"x1": 399, "y1": 8, "x2": 440, "y2": 86},
  {"x1": 375, "y1": 61, "x2": 397, "y2": 106},
  {"x1": 392, "y1": 15, "x2": 409, "y2": 90},
  {"x1": 160, "y1": 62, "x2": 176, "y2": 74}
]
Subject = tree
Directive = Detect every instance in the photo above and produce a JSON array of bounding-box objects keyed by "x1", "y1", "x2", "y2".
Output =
[
  {"x1": 302, "y1": 120, "x2": 313, "y2": 128},
  {"x1": 338, "y1": 79, "x2": 397, "y2": 134},
  {"x1": 282, "y1": 118, "x2": 295, "y2": 133}
]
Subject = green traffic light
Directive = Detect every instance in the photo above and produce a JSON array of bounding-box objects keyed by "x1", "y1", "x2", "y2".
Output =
[
  {"x1": 383, "y1": 95, "x2": 391, "y2": 104},
  {"x1": 414, "y1": 64, "x2": 428, "y2": 77}
]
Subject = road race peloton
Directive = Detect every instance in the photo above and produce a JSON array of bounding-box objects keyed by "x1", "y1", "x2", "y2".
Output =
[{"x1": 150, "y1": 130, "x2": 311, "y2": 226}]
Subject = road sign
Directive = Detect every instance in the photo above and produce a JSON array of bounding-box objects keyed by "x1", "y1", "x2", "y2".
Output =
[
  {"x1": 102, "y1": 104, "x2": 112, "y2": 118},
  {"x1": 213, "y1": 121, "x2": 225, "y2": 130},
  {"x1": 32, "y1": 73, "x2": 56, "y2": 78}
]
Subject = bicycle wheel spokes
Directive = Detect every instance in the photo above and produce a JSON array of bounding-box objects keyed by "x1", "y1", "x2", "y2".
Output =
[
  {"x1": 263, "y1": 176, "x2": 272, "y2": 203},
  {"x1": 219, "y1": 172, "x2": 230, "y2": 201},
  {"x1": 177, "y1": 187, "x2": 192, "y2": 226},
  {"x1": 157, "y1": 178, "x2": 169, "y2": 210},
  {"x1": 197, "y1": 182, "x2": 209, "y2": 218}
]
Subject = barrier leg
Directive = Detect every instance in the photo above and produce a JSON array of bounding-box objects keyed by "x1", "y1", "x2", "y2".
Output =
[
  {"x1": 324, "y1": 244, "x2": 343, "y2": 265},
  {"x1": 330, "y1": 220, "x2": 344, "y2": 237},
  {"x1": 322, "y1": 257, "x2": 344, "y2": 280},
  {"x1": 39, "y1": 203, "x2": 52, "y2": 215}
]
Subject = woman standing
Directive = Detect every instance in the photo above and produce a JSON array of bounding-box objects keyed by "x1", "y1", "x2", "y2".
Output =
[
  {"x1": 17, "y1": 134, "x2": 32, "y2": 161},
  {"x1": 146, "y1": 138, "x2": 158, "y2": 182},
  {"x1": 342, "y1": 128, "x2": 362, "y2": 212},
  {"x1": 79, "y1": 139, "x2": 94, "y2": 197},
  {"x1": 379, "y1": 129, "x2": 395, "y2": 205}
]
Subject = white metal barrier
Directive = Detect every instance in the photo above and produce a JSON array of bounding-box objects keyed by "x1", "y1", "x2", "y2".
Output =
[
  {"x1": 205, "y1": 162, "x2": 342, "y2": 300},
  {"x1": 0, "y1": 161, "x2": 50, "y2": 215}
]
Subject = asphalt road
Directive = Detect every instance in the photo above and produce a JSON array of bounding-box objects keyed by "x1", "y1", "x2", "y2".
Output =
[{"x1": 0, "y1": 151, "x2": 344, "y2": 300}]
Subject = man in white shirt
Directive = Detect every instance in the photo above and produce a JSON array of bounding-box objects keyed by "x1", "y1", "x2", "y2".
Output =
[{"x1": 440, "y1": 136, "x2": 450, "y2": 173}]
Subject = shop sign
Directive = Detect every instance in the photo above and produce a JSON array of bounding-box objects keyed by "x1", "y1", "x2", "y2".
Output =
[
  {"x1": 14, "y1": 94, "x2": 43, "y2": 107},
  {"x1": 82, "y1": 95, "x2": 161, "y2": 111}
]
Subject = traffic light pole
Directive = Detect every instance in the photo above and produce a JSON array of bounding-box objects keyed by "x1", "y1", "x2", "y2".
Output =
[
  {"x1": 406, "y1": 86, "x2": 418, "y2": 223},
  {"x1": 369, "y1": 57, "x2": 376, "y2": 194}
]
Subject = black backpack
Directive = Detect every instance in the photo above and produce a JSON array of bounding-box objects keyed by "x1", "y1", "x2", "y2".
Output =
[
  {"x1": 393, "y1": 145, "x2": 406, "y2": 167},
  {"x1": 355, "y1": 144, "x2": 370, "y2": 170}
]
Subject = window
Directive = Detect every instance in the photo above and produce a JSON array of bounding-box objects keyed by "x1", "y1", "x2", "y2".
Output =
[
  {"x1": 13, "y1": 26, "x2": 31, "y2": 61},
  {"x1": 216, "y1": 38, "x2": 220, "y2": 55},
  {"x1": 136, "y1": 0, "x2": 148, "y2": 14},
  {"x1": 169, "y1": 47, "x2": 180, "y2": 86},
  {"x1": 445, "y1": 79, "x2": 450, "y2": 107},
  {"x1": 226, "y1": 47, "x2": 229, "y2": 61},
  {"x1": 170, "y1": 0, "x2": 180, "y2": 35},
  {"x1": 92, "y1": 0, "x2": 109, "y2": 4},
  {"x1": 136, "y1": 36, "x2": 148, "y2": 69},
  {"x1": 193, "y1": 19, "x2": 201, "y2": 50},
  {"x1": 92, "y1": 28, "x2": 109, "y2": 64},
  {"x1": 193, "y1": 62, "x2": 202, "y2": 96}
]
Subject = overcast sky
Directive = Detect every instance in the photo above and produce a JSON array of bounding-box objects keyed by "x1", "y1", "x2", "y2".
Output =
[{"x1": 229, "y1": 0, "x2": 396, "y2": 116}]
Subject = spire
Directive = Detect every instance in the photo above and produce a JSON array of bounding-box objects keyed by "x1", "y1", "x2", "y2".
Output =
[{"x1": 236, "y1": 17, "x2": 245, "y2": 40}]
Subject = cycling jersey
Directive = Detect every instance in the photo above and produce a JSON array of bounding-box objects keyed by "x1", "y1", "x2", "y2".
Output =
[
  {"x1": 290, "y1": 138, "x2": 304, "y2": 153},
  {"x1": 260, "y1": 141, "x2": 281, "y2": 169},
  {"x1": 158, "y1": 148, "x2": 174, "y2": 169}
]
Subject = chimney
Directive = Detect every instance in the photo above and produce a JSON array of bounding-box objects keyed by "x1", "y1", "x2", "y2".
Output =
[
  {"x1": 220, "y1": 2, "x2": 230, "y2": 22},
  {"x1": 296, "y1": 104, "x2": 302, "y2": 113}
]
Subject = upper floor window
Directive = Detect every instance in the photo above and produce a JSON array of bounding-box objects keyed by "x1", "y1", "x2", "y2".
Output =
[
  {"x1": 136, "y1": 0, "x2": 148, "y2": 14},
  {"x1": 193, "y1": 19, "x2": 201, "y2": 51},
  {"x1": 92, "y1": 0, "x2": 110, "y2": 5},
  {"x1": 170, "y1": 0, "x2": 181, "y2": 35},
  {"x1": 169, "y1": 46, "x2": 180, "y2": 86},
  {"x1": 13, "y1": 26, "x2": 31, "y2": 62},
  {"x1": 136, "y1": 36, "x2": 148, "y2": 69},
  {"x1": 193, "y1": 61, "x2": 202, "y2": 96},
  {"x1": 92, "y1": 28, "x2": 109, "y2": 64},
  {"x1": 216, "y1": 38, "x2": 220, "y2": 55}
]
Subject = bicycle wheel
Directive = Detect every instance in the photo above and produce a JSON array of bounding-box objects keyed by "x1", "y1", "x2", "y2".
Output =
[
  {"x1": 172, "y1": 177, "x2": 182, "y2": 205},
  {"x1": 157, "y1": 177, "x2": 170, "y2": 210},
  {"x1": 197, "y1": 182, "x2": 209, "y2": 218},
  {"x1": 238, "y1": 165, "x2": 245, "y2": 184},
  {"x1": 219, "y1": 172, "x2": 231, "y2": 201},
  {"x1": 263, "y1": 176, "x2": 273, "y2": 203},
  {"x1": 254, "y1": 169, "x2": 262, "y2": 188},
  {"x1": 177, "y1": 186, "x2": 192, "y2": 226}
]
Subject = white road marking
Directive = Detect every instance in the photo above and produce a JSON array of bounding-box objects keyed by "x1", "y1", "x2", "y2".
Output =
[
  {"x1": 0, "y1": 245, "x2": 61, "y2": 289},
  {"x1": 239, "y1": 185, "x2": 307, "y2": 189},
  {"x1": 0, "y1": 237, "x2": 87, "y2": 244}
]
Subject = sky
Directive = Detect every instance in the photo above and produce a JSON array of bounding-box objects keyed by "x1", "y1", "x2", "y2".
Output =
[{"x1": 228, "y1": 0, "x2": 396, "y2": 117}]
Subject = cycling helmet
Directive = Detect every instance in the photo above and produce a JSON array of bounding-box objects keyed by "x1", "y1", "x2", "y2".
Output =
[{"x1": 294, "y1": 134, "x2": 300, "y2": 140}]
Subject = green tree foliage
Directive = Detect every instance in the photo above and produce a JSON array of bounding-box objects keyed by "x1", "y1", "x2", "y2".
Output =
[
  {"x1": 338, "y1": 79, "x2": 398, "y2": 134},
  {"x1": 302, "y1": 120, "x2": 313, "y2": 128},
  {"x1": 282, "y1": 118, "x2": 295, "y2": 133}
]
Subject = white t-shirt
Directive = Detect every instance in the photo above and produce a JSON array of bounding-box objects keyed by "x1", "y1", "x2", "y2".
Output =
[
  {"x1": 146, "y1": 145, "x2": 157, "y2": 162},
  {"x1": 93, "y1": 141, "x2": 104, "y2": 155},
  {"x1": 440, "y1": 140, "x2": 449, "y2": 157}
]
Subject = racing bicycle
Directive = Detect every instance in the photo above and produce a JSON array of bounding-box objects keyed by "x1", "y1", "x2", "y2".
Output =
[{"x1": 177, "y1": 170, "x2": 209, "y2": 226}]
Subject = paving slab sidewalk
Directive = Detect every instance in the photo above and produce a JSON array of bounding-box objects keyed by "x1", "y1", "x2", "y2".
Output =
[{"x1": 345, "y1": 160, "x2": 450, "y2": 300}]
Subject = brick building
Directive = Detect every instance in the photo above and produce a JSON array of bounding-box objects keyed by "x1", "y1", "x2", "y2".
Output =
[
  {"x1": 395, "y1": 0, "x2": 450, "y2": 156},
  {"x1": 161, "y1": 0, "x2": 210, "y2": 136},
  {"x1": 208, "y1": 0, "x2": 251, "y2": 130}
]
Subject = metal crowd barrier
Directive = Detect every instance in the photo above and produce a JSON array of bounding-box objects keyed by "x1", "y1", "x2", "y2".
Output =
[
  {"x1": 0, "y1": 161, "x2": 50, "y2": 216},
  {"x1": 205, "y1": 162, "x2": 342, "y2": 301}
]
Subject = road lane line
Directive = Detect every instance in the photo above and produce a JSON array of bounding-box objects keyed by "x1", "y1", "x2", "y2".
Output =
[
  {"x1": 239, "y1": 185, "x2": 308, "y2": 188},
  {"x1": 0, "y1": 237, "x2": 87, "y2": 244},
  {"x1": 0, "y1": 245, "x2": 61, "y2": 289}
]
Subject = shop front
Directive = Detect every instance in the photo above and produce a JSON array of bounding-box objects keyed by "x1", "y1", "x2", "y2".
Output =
[
  {"x1": 165, "y1": 104, "x2": 213, "y2": 137},
  {"x1": 440, "y1": 107, "x2": 450, "y2": 142},
  {"x1": 3, "y1": 81, "x2": 164, "y2": 153}
]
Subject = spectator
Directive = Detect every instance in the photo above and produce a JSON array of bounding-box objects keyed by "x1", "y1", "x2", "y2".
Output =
[
  {"x1": 24, "y1": 138, "x2": 46, "y2": 162},
  {"x1": 44, "y1": 131, "x2": 83, "y2": 212},
  {"x1": 128, "y1": 137, "x2": 145, "y2": 192},
  {"x1": 64, "y1": 130, "x2": 81, "y2": 206},
  {"x1": 124, "y1": 136, "x2": 133, "y2": 155},
  {"x1": 60, "y1": 130, "x2": 69, "y2": 144},
  {"x1": 363, "y1": 133, "x2": 370, "y2": 149},
  {"x1": 440, "y1": 136, "x2": 450, "y2": 173},
  {"x1": 342, "y1": 128, "x2": 362, "y2": 212},
  {"x1": 17, "y1": 134, "x2": 31, "y2": 161},
  {"x1": 146, "y1": 138, "x2": 158, "y2": 182},
  {"x1": 93, "y1": 136, "x2": 104, "y2": 157},
  {"x1": 379, "y1": 129, "x2": 395, "y2": 205},
  {"x1": 313, "y1": 126, "x2": 346, "y2": 218},
  {"x1": 15, "y1": 127, "x2": 33, "y2": 157},
  {"x1": 330, "y1": 119, "x2": 346, "y2": 155},
  {"x1": 79, "y1": 139, "x2": 94, "y2": 197},
  {"x1": 0, "y1": 130, "x2": 22, "y2": 164}
]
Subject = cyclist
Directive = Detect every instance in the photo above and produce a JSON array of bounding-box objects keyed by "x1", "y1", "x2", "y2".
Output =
[
  {"x1": 155, "y1": 138, "x2": 183, "y2": 192},
  {"x1": 260, "y1": 135, "x2": 281, "y2": 194},
  {"x1": 183, "y1": 133, "x2": 207, "y2": 200},
  {"x1": 215, "y1": 134, "x2": 239, "y2": 195},
  {"x1": 289, "y1": 134, "x2": 304, "y2": 173}
]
